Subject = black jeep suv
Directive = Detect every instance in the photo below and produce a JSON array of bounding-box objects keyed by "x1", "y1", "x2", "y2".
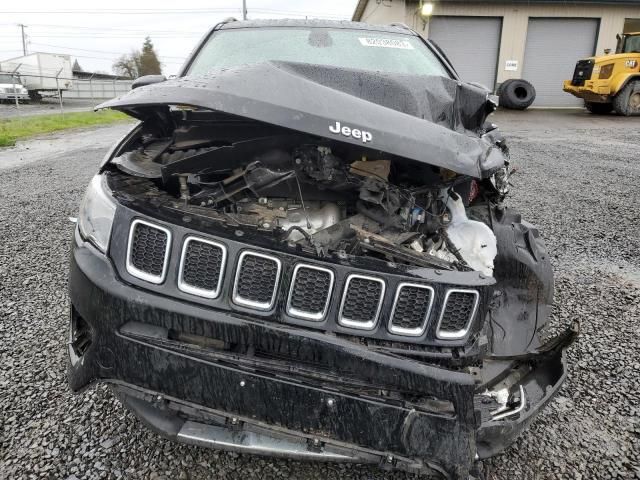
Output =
[{"x1": 68, "y1": 19, "x2": 576, "y2": 479}]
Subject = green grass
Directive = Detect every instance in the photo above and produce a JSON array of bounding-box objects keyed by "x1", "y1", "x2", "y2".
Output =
[{"x1": 0, "y1": 110, "x2": 130, "y2": 147}]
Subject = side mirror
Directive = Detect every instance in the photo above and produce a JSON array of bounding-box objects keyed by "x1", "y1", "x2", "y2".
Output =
[
  {"x1": 131, "y1": 75, "x2": 166, "y2": 90},
  {"x1": 604, "y1": 48, "x2": 612, "y2": 55}
]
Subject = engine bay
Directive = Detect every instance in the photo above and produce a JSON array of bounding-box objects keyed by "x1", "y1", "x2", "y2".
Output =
[{"x1": 107, "y1": 111, "x2": 510, "y2": 276}]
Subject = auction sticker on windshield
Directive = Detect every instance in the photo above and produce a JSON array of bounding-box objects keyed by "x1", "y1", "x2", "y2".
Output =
[{"x1": 358, "y1": 37, "x2": 414, "y2": 49}]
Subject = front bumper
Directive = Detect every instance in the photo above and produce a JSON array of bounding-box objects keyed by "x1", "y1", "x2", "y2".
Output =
[
  {"x1": 68, "y1": 231, "x2": 575, "y2": 479},
  {"x1": 563, "y1": 80, "x2": 611, "y2": 102},
  {"x1": 0, "y1": 92, "x2": 29, "y2": 101}
]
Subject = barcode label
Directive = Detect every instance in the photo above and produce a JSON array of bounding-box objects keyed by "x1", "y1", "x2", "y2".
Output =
[{"x1": 358, "y1": 37, "x2": 414, "y2": 50}]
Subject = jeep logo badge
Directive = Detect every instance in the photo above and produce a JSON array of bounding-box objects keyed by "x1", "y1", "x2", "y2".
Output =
[{"x1": 329, "y1": 121, "x2": 372, "y2": 143}]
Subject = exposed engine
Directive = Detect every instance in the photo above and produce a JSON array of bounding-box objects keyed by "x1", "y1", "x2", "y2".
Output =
[{"x1": 110, "y1": 119, "x2": 505, "y2": 276}]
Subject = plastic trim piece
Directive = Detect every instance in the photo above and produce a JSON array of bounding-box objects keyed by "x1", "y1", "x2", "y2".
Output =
[
  {"x1": 126, "y1": 219, "x2": 172, "y2": 285},
  {"x1": 387, "y1": 282, "x2": 435, "y2": 337},
  {"x1": 177, "y1": 420, "x2": 359, "y2": 462},
  {"x1": 286, "y1": 264, "x2": 335, "y2": 321},
  {"x1": 435, "y1": 288, "x2": 480, "y2": 340},
  {"x1": 177, "y1": 236, "x2": 227, "y2": 299},
  {"x1": 337, "y1": 274, "x2": 385, "y2": 331},
  {"x1": 232, "y1": 251, "x2": 282, "y2": 311}
]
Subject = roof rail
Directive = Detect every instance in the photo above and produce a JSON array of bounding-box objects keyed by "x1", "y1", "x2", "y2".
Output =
[{"x1": 222, "y1": 17, "x2": 238, "y2": 23}]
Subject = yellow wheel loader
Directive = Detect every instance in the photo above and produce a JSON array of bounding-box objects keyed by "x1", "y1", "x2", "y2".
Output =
[{"x1": 563, "y1": 32, "x2": 640, "y2": 115}]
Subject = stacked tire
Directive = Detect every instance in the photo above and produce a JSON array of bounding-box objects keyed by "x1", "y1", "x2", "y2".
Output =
[{"x1": 498, "y1": 79, "x2": 536, "y2": 110}]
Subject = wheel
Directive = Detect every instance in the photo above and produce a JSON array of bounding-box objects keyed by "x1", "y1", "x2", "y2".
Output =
[
  {"x1": 612, "y1": 80, "x2": 640, "y2": 116},
  {"x1": 28, "y1": 90, "x2": 42, "y2": 101},
  {"x1": 499, "y1": 79, "x2": 536, "y2": 110},
  {"x1": 585, "y1": 101, "x2": 613, "y2": 114}
]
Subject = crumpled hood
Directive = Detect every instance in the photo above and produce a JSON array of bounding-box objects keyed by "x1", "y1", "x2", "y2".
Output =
[{"x1": 97, "y1": 61, "x2": 506, "y2": 178}]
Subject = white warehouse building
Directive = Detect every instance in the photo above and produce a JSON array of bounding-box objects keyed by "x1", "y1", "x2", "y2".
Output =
[{"x1": 352, "y1": 0, "x2": 640, "y2": 106}]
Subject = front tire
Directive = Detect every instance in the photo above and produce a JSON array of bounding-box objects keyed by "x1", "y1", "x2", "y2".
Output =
[
  {"x1": 28, "y1": 90, "x2": 42, "y2": 101},
  {"x1": 585, "y1": 101, "x2": 613, "y2": 114},
  {"x1": 612, "y1": 81, "x2": 640, "y2": 116}
]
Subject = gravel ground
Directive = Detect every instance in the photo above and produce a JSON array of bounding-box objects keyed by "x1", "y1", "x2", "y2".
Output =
[{"x1": 0, "y1": 110, "x2": 639, "y2": 480}]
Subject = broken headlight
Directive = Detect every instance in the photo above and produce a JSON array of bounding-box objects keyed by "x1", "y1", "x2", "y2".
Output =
[
  {"x1": 78, "y1": 174, "x2": 116, "y2": 253},
  {"x1": 490, "y1": 166, "x2": 511, "y2": 196}
]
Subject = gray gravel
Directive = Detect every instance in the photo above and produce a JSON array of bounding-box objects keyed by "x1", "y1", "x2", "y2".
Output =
[{"x1": 1, "y1": 111, "x2": 639, "y2": 480}]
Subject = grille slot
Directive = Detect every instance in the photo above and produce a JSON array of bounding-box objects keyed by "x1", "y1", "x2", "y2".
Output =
[
  {"x1": 338, "y1": 274, "x2": 385, "y2": 330},
  {"x1": 178, "y1": 237, "x2": 226, "y2": 298},
  {"x1": 436, "y1": 289, "x2": 479, "y2": 340},
  {"x1": 232, "y1": 251, "x2": 281, "y2": 310},
  {"x1": 286, "y1": 264, "x2": 334, "y2": 321},
  {"x1": 388, "y1": 283, "x2": 434, "y2": 336},
  {"x1": 126, "y1": 219, "x2": 171, "y2": 284}
]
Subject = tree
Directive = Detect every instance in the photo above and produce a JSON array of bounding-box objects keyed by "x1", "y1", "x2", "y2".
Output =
[
  {"x1": 139, "y1": 37, "x2": 162, "y2": 76},
  {"x1": 113, "y1": 51, "x2": 141, "y2": 78},
  {"x1": 112, "y1": 37, "x2": 162, "y2": 78}
]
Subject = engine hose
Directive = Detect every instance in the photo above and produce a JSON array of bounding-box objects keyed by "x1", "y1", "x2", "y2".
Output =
[
  {"x1": 439, "y1": 229, "x2": 469, "y2": 267},
  {"x1": 281, "y1": 225, "x2": 313, "y2": 243}
]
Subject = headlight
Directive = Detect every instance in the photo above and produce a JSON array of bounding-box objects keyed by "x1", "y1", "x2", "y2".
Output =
[
  {"x1": 78, "y1": 174, "x2": 116, "y2": 253},
  {"x1": 599, "y1": 63, "x2": 614, "y2": 79}
]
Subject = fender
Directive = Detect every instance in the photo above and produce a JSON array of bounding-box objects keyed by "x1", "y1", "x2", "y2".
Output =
[{"x1": 610, "y1": 72, "x2": 640, "y2": 94}]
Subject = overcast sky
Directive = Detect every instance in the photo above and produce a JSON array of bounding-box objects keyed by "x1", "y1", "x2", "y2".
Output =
[{"x1": 0, "y1": 0, "x2": 359, "y2": 76}]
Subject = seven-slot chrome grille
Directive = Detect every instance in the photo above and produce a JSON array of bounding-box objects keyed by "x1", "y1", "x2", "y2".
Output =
[
  {"x1": 124, "y1": 219, "x2": 481, "y2": 340},
  {"x1": 178, "y1": 237, "x2": 226, "y2": 298},
  {"x1": 126, "y1": 219, "x2": 171, "y2": 284}
]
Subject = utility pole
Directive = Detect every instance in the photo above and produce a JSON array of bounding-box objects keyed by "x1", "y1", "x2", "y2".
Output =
[
  {"x1": 242, "y1": 0, "x2": 247, "y2": 20},
  {"x1": 18, "y1": 24, "x2": 27, "y2": 55}
]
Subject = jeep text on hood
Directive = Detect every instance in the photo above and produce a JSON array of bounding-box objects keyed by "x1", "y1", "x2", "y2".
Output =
[{"x1": 68, "y1": 20, "x2": 576, "y2": 480}]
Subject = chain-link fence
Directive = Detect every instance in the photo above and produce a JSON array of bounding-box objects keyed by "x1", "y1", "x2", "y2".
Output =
[
  {"x1": 66, "y1": 76, "x2": 133, "y2": 100},
  {"x1": 0, "y1": 70, "x2": 132, "y2": 114}
]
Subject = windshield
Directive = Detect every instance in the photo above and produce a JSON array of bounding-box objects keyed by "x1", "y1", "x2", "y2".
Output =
[
  {"x1": 0, "y1": 74, "x2": 21, "y2": 84},
  {"x1": 187, "y1": 28, "x2": 451, "y2": 77},
  {"x1": 623, "y1": 35, "x2": 640, "y2": 53}
]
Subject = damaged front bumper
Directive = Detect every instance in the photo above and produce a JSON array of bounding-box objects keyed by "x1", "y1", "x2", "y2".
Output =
[
  {"x1": 68, "y1": 230, "x2": 576, "y2": 479},
  {"x1": 562, "y1": 79, "x2": 611, "y2": 103}
]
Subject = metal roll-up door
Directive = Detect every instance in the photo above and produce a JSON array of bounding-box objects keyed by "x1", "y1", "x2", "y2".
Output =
[
  {"x1": 523, "y1": 18, "x2": 599, "y2": 107},
  {"x1": 428, "y1": 16, "x2": 502, "y2": 91}
]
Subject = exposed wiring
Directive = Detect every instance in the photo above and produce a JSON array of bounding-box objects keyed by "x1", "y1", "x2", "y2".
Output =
[{"x1": 293, "y1": 173, "x2": 312, "y2": 229}]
